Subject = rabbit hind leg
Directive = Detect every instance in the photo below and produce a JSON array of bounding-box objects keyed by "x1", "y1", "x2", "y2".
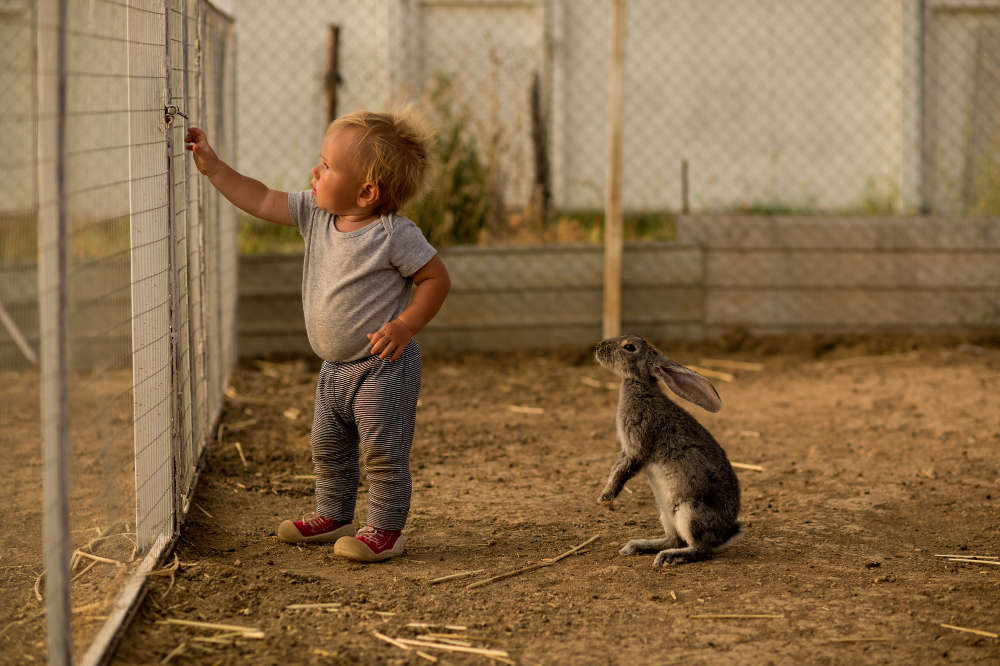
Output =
[
  {"x1": 620, "y1": 533, "x2": 681, "y2": 555},
  {"x1": 620, "y1": 466, "x2": 685, "y2": 557},
  {"x1": 651, "y1": 503, "x2": 714, "y2": 566},
  {"x1": 621, "y1": 497, "x2": 684, "y2": 556}
]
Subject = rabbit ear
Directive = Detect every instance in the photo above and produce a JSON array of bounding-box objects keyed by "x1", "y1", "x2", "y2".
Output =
[{"x1": 651, "y1": 358, "x2": 722, "y2": 413}]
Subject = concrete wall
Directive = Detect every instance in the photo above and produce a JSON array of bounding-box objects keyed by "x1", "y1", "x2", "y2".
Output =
[
  {"x1": 678, "y1": 215, "x2": 1000, "y2": 337},
  {"x1": 233, "y1": 216, "x2": 1000, "y2": 358},
  {"x1": 5, "y1": 216, "x2": 997, "y2": 365}
]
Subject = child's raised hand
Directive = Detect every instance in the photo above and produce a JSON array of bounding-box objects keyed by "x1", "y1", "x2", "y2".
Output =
[
  {"x1": 367, "y1": 320, "x2": 414, "y2": 361},
  {"x1": 184, "y1": 127, "x2": 220, "y2": 176}
]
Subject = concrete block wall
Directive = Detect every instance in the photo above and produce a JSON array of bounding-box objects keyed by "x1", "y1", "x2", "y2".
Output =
[
  {"x1": 237, "y1": 243, "x2": 706, "y2": 357},
  {"x1": 678, "y1": 216, "x2": 1000, "y2": 337},
  {"x1": 5, "y1": 217, "x2": 998, "y2": 366},
  {"x1": 236, "y1": 216, "x2": 1000, "y2": 358}
]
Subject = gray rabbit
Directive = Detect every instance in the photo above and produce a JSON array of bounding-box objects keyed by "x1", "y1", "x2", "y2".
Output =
[{"x1": 595, "y1": 335, "x2": 743, "y2": 566}]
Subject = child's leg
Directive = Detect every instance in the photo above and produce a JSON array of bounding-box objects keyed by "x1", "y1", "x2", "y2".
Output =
[
  {"x1": 354, "y1": 341, "x2": 422, "y2": 531},
  {"x1": 311, "y1": 361, "x2": 361, "y2": 522}
]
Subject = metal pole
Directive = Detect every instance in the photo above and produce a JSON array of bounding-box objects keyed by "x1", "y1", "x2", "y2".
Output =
[
  {"x1": 38, "y1": 0, "x2": 73, "y2": 661},
  {"x1": 602, "y1": 0, "x2": 627, "y2": 339}
]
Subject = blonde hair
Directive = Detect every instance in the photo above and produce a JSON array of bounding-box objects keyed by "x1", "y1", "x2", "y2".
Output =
[{"x1": 327, "y1": 107, "x2": 431, "y2": 214}]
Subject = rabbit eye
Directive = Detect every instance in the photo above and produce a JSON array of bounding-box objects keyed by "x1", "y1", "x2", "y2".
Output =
[{"x1": 623, "y1": 343, "x2": 636, "y2": 352}]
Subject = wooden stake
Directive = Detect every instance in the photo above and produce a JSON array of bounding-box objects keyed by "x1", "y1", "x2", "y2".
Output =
[
  {"x1": 602, "y1": 0, "x2": 627, "y2": 339},
  {"x1": 324, "y1": 24, "x2": 341, "y2": 123}
]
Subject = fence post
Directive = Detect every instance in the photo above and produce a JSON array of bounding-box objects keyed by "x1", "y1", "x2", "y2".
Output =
[
  {"x1": 37, "y1": 0, "x2": 73, "y2": 662},
  {"x1": 163, "y1": 0, "x2": 185, "y2": 538},
  {"x1": 603, "y1": 0, "x2": 627, "y2": 339},
  {"x1": 325, "y1": 24, "x2": 340, "y2": 122}
]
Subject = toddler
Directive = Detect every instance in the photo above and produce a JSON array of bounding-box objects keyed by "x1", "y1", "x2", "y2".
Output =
[{"x1": 185, "y1": 109, "x2": 450, "y2": 562}]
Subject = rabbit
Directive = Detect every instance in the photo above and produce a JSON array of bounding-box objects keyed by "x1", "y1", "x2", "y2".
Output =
[{"x1": 594, "y1": 335, "x2": 743, "y2": 566}]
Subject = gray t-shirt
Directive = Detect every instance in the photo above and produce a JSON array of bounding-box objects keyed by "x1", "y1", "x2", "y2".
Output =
[{"x1": 288, "y1": 190, "x2": 438, "y2": 362}]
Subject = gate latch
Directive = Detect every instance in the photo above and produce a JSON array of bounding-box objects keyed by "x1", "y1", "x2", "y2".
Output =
[{"x1": 164, "y1": 105, "x2": 189, "y2": 125}]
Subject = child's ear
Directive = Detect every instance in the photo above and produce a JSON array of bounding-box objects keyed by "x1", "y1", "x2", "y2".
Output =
[{"x1": 358, "y1": 182, "x2": 380, "y2": 208}]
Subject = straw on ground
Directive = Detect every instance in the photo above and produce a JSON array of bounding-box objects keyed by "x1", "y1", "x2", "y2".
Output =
[{"x1": 465, "y1": 534, "x2": 600, "y2": 590}]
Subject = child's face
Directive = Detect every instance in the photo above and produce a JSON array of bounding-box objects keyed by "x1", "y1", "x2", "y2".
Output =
[{"x1": 310, "y1": 127, "x2": 370, "y2": 216}]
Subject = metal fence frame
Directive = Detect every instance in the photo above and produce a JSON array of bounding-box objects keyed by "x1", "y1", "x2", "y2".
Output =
[{"x1": 27, "y1": 1, "x2": 237, "y2": 664}]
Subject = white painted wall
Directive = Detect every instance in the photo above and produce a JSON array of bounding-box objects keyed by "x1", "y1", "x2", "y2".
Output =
[{"x1": 553, "y1": 0, "x2": 911, "y2": 211}]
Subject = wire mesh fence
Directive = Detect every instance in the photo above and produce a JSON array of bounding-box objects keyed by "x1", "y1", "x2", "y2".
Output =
[{"x1": 0, "y1": 1, "x2": 236, "y2": 663}]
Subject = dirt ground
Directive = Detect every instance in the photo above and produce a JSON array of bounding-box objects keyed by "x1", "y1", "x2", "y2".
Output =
[
  {"x1": 105, "y1": 335, "x2": 999, "y2": 665},
  {"x1": 0, "y1": 370, "x2": 138, "y2": 665}
]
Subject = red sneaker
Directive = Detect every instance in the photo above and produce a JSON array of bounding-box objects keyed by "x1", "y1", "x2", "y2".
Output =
[
  {"x1": 277, "y1": 513, "x2": 355, "y2": 544},
  {"x1": 334, "y1": 525, "x2": 405, "y2": 562}
]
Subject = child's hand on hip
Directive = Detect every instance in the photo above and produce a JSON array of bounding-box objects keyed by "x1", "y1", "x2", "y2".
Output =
[
  {"x1": 184, "y1": 127, "x2": 220, "y2": 176},
  {"x1": 367, "y1": 320, "x2": 413, "y2": 361}
]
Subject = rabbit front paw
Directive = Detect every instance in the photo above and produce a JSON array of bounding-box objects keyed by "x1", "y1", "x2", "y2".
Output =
[{"x1": 597, "y1": 491, "x2": 615, "y2": 505}]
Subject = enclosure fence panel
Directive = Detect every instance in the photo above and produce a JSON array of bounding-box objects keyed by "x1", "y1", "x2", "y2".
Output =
[{"x1": 0, "y1": 1, "x2": 236, "y2": 664}]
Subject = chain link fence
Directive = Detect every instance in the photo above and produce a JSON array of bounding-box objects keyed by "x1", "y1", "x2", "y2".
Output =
[
  {"x1": 0, "y1": 1, "x2": 236, "y2": 663},
  {"x1": 232, "y1": 0, "x2": 999, "y2": 348},
  {"x1": 234, "y1": 0, "x2": 1000, "y2": 223}
]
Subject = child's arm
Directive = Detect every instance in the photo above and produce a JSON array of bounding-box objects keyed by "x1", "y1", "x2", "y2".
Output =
[
  {"x1": 185, "y1": 127, "x2": 293, "y2": 227},
  {"x1": 368, "y1": 255, "x2": 451, "y2": 361}
]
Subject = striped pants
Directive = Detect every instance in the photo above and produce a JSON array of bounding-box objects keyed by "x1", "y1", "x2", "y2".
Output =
[{"x1": 311, "y1": 341, "x2": 421, "y2": 531}]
